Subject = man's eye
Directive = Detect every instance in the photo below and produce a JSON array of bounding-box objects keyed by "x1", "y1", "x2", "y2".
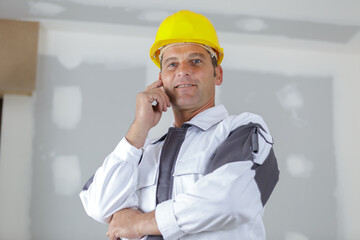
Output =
[
  {"x1": 192, "y1": 59, "x2": 201, "y2": 64},
  {"x1": 168, "y1": 63, "x2": 177, "y2": 67}
]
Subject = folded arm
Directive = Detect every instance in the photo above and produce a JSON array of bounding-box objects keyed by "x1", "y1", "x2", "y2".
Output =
[
  {"x1": 155, "y1": 123, "x2": 279, "y2": 239},
  {"x1": 79, "y1": 138, "x2": 143, "y2": 223}
]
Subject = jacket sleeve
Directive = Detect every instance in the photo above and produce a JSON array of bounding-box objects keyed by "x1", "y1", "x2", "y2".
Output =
[
  {"x1": 79, "y1": 137, "x2": 143, "y2": 223},
  {"x1": 155, "y1": 123, "x2": 279, "y2": 239}
]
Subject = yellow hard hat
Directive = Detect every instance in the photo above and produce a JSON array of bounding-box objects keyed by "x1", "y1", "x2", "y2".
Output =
[{"x1": 150, "y1": 10, "x2": 224, "y2": 68}]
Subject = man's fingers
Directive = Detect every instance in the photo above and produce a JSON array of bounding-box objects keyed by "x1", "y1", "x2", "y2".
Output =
[
  {"x1": 155, "y1": 92, "x2": 167, "y2": 112},
  {"x1": 155, "y1": 87, "x2": 171, "y2": 110},
  {"x1": 147, "y1": 91, "x2": 170, "y2": 112},
  {"x1": 146, "y1": 80, "x2": 163, "y2": 90},
  {"x1": 144, "y1": 80, "x2": 170, "y2": 111},
  {"x1": 106, "y1": 232, "x2": 121, "y2": 240},
  {"x1": 105, "y1": 231, "x2": 113, "y2": 240},
  {"x1": 159, "y1": 93, "x2": 170, "y2": 112},
  {"x1": 159, "y1": 86, "x2": 171, "y2": 108}
]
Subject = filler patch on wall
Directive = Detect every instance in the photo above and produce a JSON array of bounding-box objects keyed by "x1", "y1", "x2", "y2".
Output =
[{"x1": 52, "y1": 86, "x2": 82, "y2": 129}]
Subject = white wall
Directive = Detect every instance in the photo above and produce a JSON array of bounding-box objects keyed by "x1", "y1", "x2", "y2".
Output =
[
  {"x1": 0, "y1": 95, "x2": 33, "y2": 239},
  {"x1": 221, "y1": 32, "x2": 360, "y2": 239},
  {"x1": 0, "y1": 20, "x2": 359, "y2": 239}
]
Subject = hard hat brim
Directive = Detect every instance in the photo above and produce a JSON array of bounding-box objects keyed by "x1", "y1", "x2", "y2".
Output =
[{"x1": 150, "y1": 39, "x2": 224, "y2": 68}]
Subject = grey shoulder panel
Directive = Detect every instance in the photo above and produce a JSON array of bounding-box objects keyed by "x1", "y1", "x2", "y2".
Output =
[
  {"x1": 207, "y1": 122, "x2": 279, "y2": 206},
  {"x1": 207, "y1": 122, "x2": 260, "y2": 172}
]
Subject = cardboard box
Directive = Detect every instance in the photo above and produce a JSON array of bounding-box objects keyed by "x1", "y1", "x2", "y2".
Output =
[{"x1": 0, "y1": 19, "x2": 39, "y2": 96}]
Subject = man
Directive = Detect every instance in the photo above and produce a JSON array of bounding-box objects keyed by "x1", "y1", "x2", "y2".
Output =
[{"x1": 80, "y1": 10, "x2": 279, "y2": 240}]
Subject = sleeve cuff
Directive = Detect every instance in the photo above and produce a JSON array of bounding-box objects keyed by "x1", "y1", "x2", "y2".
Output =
[
  {"x1": 155, "y1": 200, "x2": 185, "y2": 240},
  {"x1": 113, "y1": 137, "x2": 143, "y2": 165}
]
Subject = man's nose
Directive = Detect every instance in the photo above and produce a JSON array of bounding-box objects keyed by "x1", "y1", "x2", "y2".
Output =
[{"x1": 177, "y1": 63, "x2": 191, "y2": 77}]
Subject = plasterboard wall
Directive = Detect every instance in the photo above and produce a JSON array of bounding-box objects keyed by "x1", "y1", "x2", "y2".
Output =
[{"x1": 0, "y1": 21, "x2": 359, "y2": 240}]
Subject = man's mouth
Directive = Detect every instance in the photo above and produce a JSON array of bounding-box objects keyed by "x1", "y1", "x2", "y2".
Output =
[{"x1": 175, "y1": 84, "x2": 195, "y2": 88}]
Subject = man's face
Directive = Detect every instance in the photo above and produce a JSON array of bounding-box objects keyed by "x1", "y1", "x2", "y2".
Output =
[{"x1": 160, "y1": 44, "x2": 223, "y2": 112}]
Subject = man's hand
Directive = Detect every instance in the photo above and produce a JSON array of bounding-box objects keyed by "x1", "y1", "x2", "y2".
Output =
[
  {"x1": 106, "y1": 208, "x2": 161, "y2": 240},
  {"x1": 136, "y1": 80, "x2": 171, "y2": 130},
  {"x1": 126, "y1": 80, "x2": 171, "y2": 149},
  {"x1": 106, "y1": 209, "x2": 143, "y2": 240}
]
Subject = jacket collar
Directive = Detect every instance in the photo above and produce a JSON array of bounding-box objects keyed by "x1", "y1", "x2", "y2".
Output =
[
  {"x1": 151, "y1": 105, "x2": 228, "y2": 144},
  {"x1": 184, "y1": 105, "x2": 228, "y2": 131}
]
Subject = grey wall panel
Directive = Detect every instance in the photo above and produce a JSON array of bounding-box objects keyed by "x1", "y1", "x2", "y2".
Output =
[
  {"x1": 30, "y1": 55, "x2": 145, "y2": 240},
  {"x1": 220, "y1": 69, "x2": 336, "y2": 240}
]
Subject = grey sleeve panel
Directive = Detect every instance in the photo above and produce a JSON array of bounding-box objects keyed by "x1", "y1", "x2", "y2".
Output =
[
  {"x1": 82, "y1": 174, "x2": 95, "y2": 191},
  {"x1": 207, "y1": 122, "x2": 279, "y2": 206},
  {"x1": 252, "y1": 148, "x2": 279, "y2": 206}
]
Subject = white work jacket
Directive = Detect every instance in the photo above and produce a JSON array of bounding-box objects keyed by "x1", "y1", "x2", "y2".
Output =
[{"x1": 80, "y1": 105, "x2": 279, "y2": 240}]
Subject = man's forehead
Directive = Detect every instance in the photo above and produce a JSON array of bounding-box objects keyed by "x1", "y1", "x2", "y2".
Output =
[{"x1": 162, "y1": 44, "x2": 210, "y2": 59}]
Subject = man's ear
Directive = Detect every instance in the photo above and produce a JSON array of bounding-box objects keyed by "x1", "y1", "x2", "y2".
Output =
[
  {"x1": 159, "y1": 72, "x2": 162, "y2": 80},
  {"x1": 215, "y1": 65, "x2": 223, "y2": 86}
]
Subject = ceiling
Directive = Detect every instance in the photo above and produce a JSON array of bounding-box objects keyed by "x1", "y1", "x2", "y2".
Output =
[{"x1": 1, "y1": 0, "x2": 360, "y2": 44}]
